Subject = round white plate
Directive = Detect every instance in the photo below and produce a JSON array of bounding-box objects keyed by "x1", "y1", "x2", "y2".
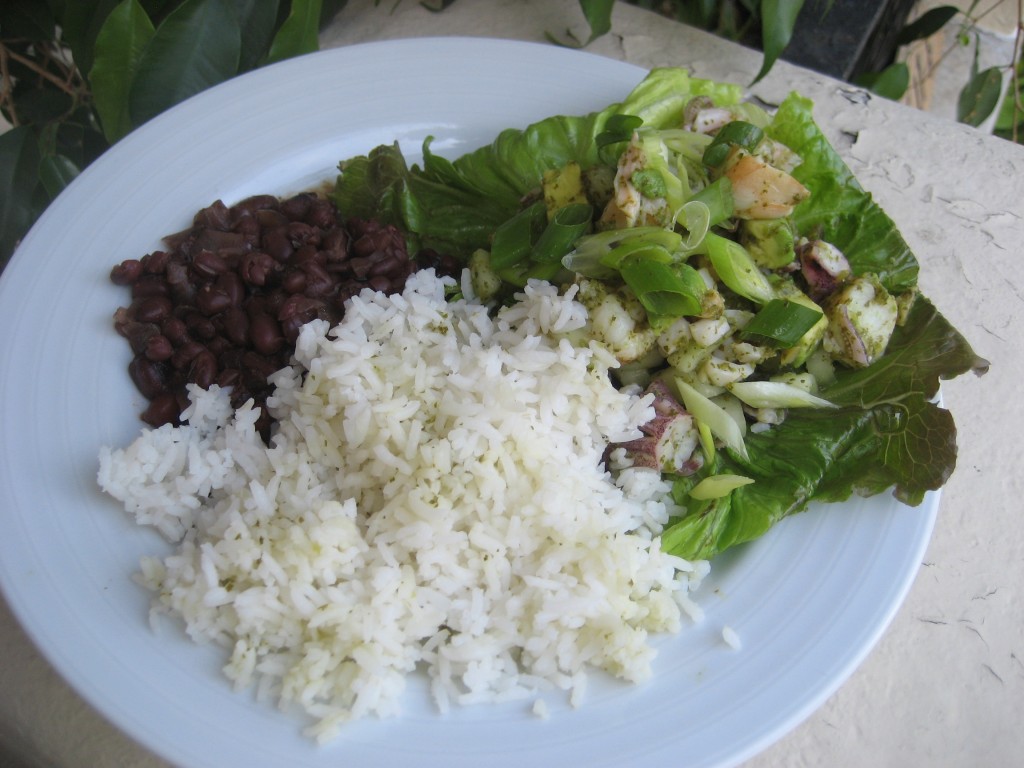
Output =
[{"x1": 0, "y1": 38, "x2": 935, "y2": 768}]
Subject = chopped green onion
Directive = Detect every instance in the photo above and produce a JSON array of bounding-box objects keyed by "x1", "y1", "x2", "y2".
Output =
[
  {"x1": 687, "y1": 177, "x2": 734, "y2": 227},
  {"x1": 675, "y1": 378, "x2": 748, "y2": 460},
  {"x1": 673, "y1": 199, "x2": 711, "y2": 252},
  {"x1": 702, "y1": 120, "x2": 765, "y2": 167},
  {"x1": 689, "y1": 474, "x2": 755, "y2": 500},
  {"x1": 531, "y1": 203, "x2": 593, "y2": 264},
  {"x1": 490, "y1": 201, "x2": 546, "y2": 270},
  {"x1": 565, "y1": 227, "x2": 683, "y2": 277},
  {"x1": 697, "y1": 420, "x2": 715, "y2": 462},
  {"x1": 727, "y1": 380, "x2": 837, "y2": 409},
  {"x1": 600, "y1": 240, "x2": 673, "y2": 270},
  {"x1": 620, "y1": 258, "x2": 706, "y2": 317},
  {"x1": 702, "y1": 232, "x2": 774, "y2": 305},
  {"x1": 740, "y1": 299, "x2": 824, "y2": 348},
  {"x1": 597, "y1": 114, "x2": 643, "y2": 148},
  {"x1": 658, "y1": 128, "x2": 715, "y2": 161}
]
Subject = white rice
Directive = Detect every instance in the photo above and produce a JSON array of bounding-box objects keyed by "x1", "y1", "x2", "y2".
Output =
[
  {"x1": 98, "y1": 269, "x2": 707, "y2": 741},
  {"x1": 721, "y1": 625, "x2": 742, "y2": 650}
]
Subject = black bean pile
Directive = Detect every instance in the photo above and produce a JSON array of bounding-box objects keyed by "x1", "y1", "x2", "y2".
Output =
[{"x1": 110, "y1": 192, "x2": 456, "y2": 438}]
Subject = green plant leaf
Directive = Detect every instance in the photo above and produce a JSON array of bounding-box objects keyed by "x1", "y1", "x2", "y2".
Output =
[
  {"x1": 7, "y1": 86, "x2": 72, "y2": 125},
  {"x1": 752, "y1": 0, "x2": 806, "y2": 85},
  {"x1": 0, "y1": 0, "x2": 57, "y2": 39},
  {"x1": 57, "y1": 0, "x2": 122, "y2": 75},
  {"x1": 957, "y1": 65, "x2": 1003, "y2": 126},
  {"x1": 854, "y1": 61, "x2": 910, "y2": 100},
  {"x1": 38, "y1": 153, "x2": 81, "y2": 199},
  {"x1": 546, "y1": 0, "x2": 614, "y2": 48},
  {"x1": 319, "y1": 0, "x2": 348, "y2": 26},
  {"x1": 0, "y1": 127, "x2": 43, "y2": 268},
  {"x1": 90, "y1": 0, "x2": 156, "y2": 143},
  {"x1": 420, "y1": 0, "x2": 458, "y2": 10},
  {"x1": 51, "y1": 106, "x2": 110, "y2": 169},
  {"x1": 993, "y1": 52, "x2": 1023, "y2": 143},
  {"x1": 230, "y1": 0, "x2": 280, "y2": 70},
  {"x1": 264, "y1": 0, "x2": 322, "y2": 64},
  {"x1": 896, "y1": 5, "x2": 958, "y2": 46},
  {"x1": 128, "y1": 0, "x2": 242, "y2": 127}
]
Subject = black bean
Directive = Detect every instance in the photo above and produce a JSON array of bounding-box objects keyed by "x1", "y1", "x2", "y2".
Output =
[
  {"x1": 123, "y1": 321, "x2": 159, "y2": 355},
  {"x1": 191, "y1": 249, "x2": 228, "y2": 278},
  {"x1": 249, "y1": 312, "x2": 284, "y2": 355},
  {"x1": 195, "y1": 284, "x2": 233, "y2": 316},
  {"x1": 287, "y1": 221, "x2": 319, "y2": 248},
  {"x1": 305, "y1": 197, "x2": 336, "y2": 229},
  {"x1": 141, "y1": 250, "x2": 171, "y2": 275},
  {"x1": 144, "y1": 334, "x2": 174, "y2": 362},
  {"x1": 128, "y1": 357, "x2": 168, "y2": 400},
  {"x1": 110, "y1": 259, "x2": 142, "y2": 285},
  {"x1": 221, "y1": 307, "x2": 249, "y2": 346},
  {"x1": 216, "y1": 368, "x2": 241, "y2": 389},
  {"x1": 216, "y1": 271, "x2": 245, "y2": 307},
  {"x1": 132, "y1": 296, "x2": 173, "y2": 324},
  {"x1": 110, "y1": 191, "x2": 449, "y2": 437},
  {"x1": 279, "y1": 192, "x2": 314, "y2": 221},
  {"x1": 171, "y1": 340, "x2": 205, "y2": 370},
  {"x1": 141, "y1": 393, "x2": 180, "y2": 427},
  {"x1": 262, "y1": 228, "x2": 294, "y2": 262},
  {"x1": 193, "y1": 200, "x2": 231, "y2": 230},
  {"x1": 239, "y1": 251, "x2": 276, "y2": 286},
  {"x1": 281, "y1": 269, "x2": 307, "y2": 295},
  {"x1": 257, "y1": 208, "x2": 289, "y2": 230},
  {"x1": 188, "y1": 350, "x2": 218, "y2": 389},
  {"x1": 161, "y1": 316, "x2": 189, "y2": 346},
  {"x1": 131, "y1": 274, "x2": 170, "y2": 299},
  {"x1": 182, "y1": 311, "x2": 216, "y2": 340}
]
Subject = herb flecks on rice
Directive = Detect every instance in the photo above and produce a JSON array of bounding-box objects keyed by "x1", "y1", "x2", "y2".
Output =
[{"x1": 98, "y1": 270, "x2": 706, "y2": 740}]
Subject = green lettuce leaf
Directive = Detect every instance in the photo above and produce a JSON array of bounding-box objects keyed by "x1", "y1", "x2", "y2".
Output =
[
  {"x1": 331, "y1": 68, "x2": 741, "y2": 258},
  {"x1": 330, "y1": 67, "x2": 987, "y2": 563},
  {"x1": 767, "y1": 93, "x2": 919, "y2": 292},
  {"x1": 658, "y1": 98, "x2": 988, "y2": 561}
]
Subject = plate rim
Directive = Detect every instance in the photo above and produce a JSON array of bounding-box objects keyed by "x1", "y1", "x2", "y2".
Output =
[{"x1": 0, "y1": 36, "x2": 937, "y2": 768}]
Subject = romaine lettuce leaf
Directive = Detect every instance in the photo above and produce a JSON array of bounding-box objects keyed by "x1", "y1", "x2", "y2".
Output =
[
  {"x1": 331, "y1": 68, "x2": 741, "y2": 257},
  {"x1": 331, "y1": 67, "x2": 987, "y2": 563},
  {"x1": 767, "y1": 93, "x2": 919, "y2": 293},
  {"x1": 657, "y1": 98, "x2": 988, "y2": 561}
]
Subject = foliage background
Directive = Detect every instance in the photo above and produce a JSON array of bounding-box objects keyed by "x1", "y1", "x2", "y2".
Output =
[{"x1": 1, "y1": 0, "x2": 1021, "y2": 270}]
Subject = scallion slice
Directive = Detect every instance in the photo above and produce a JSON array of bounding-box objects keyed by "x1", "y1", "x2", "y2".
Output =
[
  {"x1": 489, "y1": 202, "x2": 546, "y2": 270},
  {"x1": 676, "y1": 378, "x2": 748, "y2": 460},
  {"x1": 687, "y1": 177, "x2": 734, "y2": 227},
  {"x1": 531, "y1": 203, "x2": 593, "y2": 264},
  {"x1": 727, "y1": 380, "x2": 837, "y2": 409},
  {"x1": 702, "y1": 120, "x2": 765, "y2": 167},
  {"x1": 702, "y1": 232, "x2": 774, "y2": 305},
  {"x1": 596, "y1": 114, "x2": 644, "y2": 148},
  {"x1": 620, "y1": 258, "x2": 706, "y2": 317},
  {"x1": 689, "y1": 474, "x2": 755, "y2": 500},
  {"x1": 740, "y1": 299, "x2": 823, "y2": 348}
]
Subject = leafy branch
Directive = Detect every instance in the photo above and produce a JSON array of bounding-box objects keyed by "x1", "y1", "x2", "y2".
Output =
[
  {"x1": 0, "y1": 0, "x2": 346, "y2": 269},
  {"x1": 2, "y1": 0, "x2": 1022, "y2": 271}
]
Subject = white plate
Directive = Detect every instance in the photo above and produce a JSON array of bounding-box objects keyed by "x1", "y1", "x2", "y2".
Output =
[{"x1": 0, "y1": 38, "x2": 935, "y2": 768}]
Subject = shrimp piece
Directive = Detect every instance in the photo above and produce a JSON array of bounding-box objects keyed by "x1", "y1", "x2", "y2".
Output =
[
  {"x1": 724, "y1": 149, "x2": 810, "y2": 219},
  {"x1": 576, "y1": 278, "x2": 658, "y2": 364},
  {"x1": 598, "y1": 139, "x2": 671, "y2": 230}
]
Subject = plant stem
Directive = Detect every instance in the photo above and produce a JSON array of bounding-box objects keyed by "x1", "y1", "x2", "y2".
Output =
[
  {"x1": 1, "y1": 42, "x2": 82, "y2": 97},
  {"x1": 0, "y1": 43, "x2": 15, "y2": 126},
  {"x1": 1011, "y1": 0, "x2": 1023, "y2": 141}
]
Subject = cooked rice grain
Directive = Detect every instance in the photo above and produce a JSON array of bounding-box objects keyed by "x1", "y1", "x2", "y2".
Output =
[{"x1": 98, "y1": 270, "x2": 706, "y2": 740}]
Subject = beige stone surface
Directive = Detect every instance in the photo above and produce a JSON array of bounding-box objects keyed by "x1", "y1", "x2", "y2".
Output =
[{"x1": 1, "y1": 2, "x2": 1020, "y2": 766}]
